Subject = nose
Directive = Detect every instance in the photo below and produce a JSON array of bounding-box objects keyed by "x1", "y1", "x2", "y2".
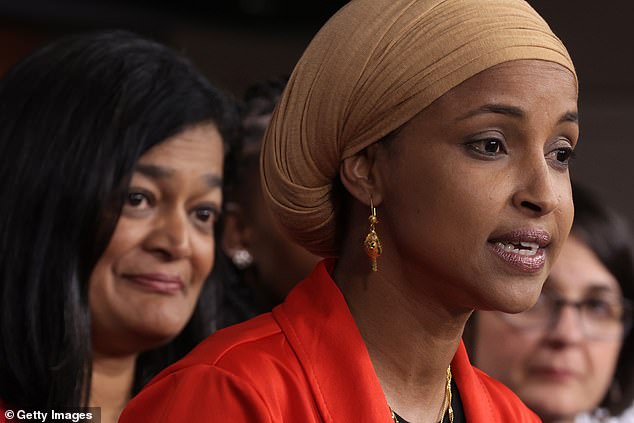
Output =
[
  {"x1": 544, "y1": 304, "x2": 584, "y2": 346},
  {"x1": 511, "y1": 157, "x2": 559, "y2": 217},
  {"x1": 145, "y1": 209, "x2": 192, "y2": 260}
]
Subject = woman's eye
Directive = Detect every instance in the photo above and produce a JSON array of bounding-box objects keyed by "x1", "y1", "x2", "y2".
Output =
[
  {"x1": 196, "y1": 209, "x2": 212, "y2": 222},
  {"x1": 584, "y1": 298, "x2": 622, "y2": 320},
  {"x1": 193, "y1": 206, "x2": 219, "y2": 229},
  {"x1": 126, "y1": 191, "x2": 152, "y2": 209},
  {"x1": 557, "y1": 148, "x2": 574, "y2": 163},
  {"x1": 545, "y1": 141, "x2": 575, "y2": 169},
  {"x1": 549, "y1": 147, "x2": 574, "y2": 164},
  {"x1": 466, "y1": 138, "x2": 507, "y2": 157}
]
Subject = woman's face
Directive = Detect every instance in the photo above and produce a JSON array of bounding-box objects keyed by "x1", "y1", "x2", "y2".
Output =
[
  {"x1": 374, "y1": 60, "x2": 578, "y2": 312},
  {"x1": 90, "y1": 123, "x2": 224, "y2": 356},
  {"x1": 241, "y1": 170, "x2": 320, "y2": 299},
  {"x1": 473, "y1": 235, "x2": 624, "y2": 421}
]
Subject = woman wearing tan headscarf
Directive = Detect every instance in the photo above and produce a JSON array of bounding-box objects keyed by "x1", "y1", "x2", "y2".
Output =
[{"x1": 121, "y1": 0, "x2": 579, "y2": 421}]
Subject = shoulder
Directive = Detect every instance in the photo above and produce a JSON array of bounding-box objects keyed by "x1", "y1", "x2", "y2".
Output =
[
  {"x1": 120, "y1": 362, "x2": 276, "y2": 422},
  {"x1": 470, "y1": 367, "x2": 541, "y2": 422},
  {"x1": 120, "y1": 313, "x2": 313, "y2": 422},
  {"x1": 453, "y1": 342, "x2": 539, "y2": 422},
  {"x1": 154, "y1": 312, "x2": 301, "y2": 384}
]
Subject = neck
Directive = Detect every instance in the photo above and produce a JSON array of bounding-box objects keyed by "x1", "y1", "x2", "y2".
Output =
[
  {"x1": 333, "y1": 253, "x2": 470, "y2": 423},
  {"x1": 90, "y1": 352, "x2": 137, "y2": 423}
]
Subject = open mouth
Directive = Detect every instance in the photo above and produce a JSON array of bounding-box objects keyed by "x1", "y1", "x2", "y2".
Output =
[
  {"x1": 492, "y1": 241, "x2": 540, "y2": 256},
  {"x1": 487, "y1": 229, "x2": 551, "y2": 273}
]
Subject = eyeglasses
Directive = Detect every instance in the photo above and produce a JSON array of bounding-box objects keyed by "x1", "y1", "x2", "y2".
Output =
[{"x1": 496, "y1": 291, "x2": 633, "y2": 341}]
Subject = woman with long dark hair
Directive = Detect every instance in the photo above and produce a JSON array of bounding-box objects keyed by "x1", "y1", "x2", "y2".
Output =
[{"x1": 0, "y1": 30, "x2": 238, "y2": 422}]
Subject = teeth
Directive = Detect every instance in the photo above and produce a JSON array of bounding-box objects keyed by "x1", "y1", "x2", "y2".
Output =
[
  {"x1": 520, "y1": 241, "x2": 539, "y2": 251},
  {"x1": 495, "y1": 241, "x2": 538, "y2": 256}
]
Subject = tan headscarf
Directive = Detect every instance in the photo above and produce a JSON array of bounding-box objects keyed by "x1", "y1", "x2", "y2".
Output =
[{"x1": 261, "y1": 0, "x2": 576, "y2": 257}]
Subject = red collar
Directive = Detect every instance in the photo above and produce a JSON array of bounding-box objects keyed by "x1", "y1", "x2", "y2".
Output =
[
  {"x1": 274, "y1": 259, "x2": 390, "y2": 421},
  {"x1": 273, "y1": 259, "x2": 537, "y2": 422}
]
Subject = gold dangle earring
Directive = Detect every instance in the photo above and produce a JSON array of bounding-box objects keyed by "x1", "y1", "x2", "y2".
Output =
[
  {"x1": 364, "y1": 196, "x2": 382, "y2": 272},
  {"x1": 445, "y1": 365, "x2": 454, "y2": 423}
]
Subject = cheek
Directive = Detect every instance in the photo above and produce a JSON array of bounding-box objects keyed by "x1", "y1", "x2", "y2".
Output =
[
  {"x1": 89, "y1": 223, "x2": 141, "y2": 293},
  {"x1": 98, "y1": 218, "x2": 146, "y2": 271},
  {"x1": 89, "y1": 260, "x2": 110, "y2": 320},
  {"x1": 88, "y1": 223, "x2": 147, "y2": 321},
  {"x1": 397, "y1": 164, "x2": 487, "y2": 229},
  {"x1": 588, "y1": 342, "x2": 621, "y2": 386},
  {"x1": 556, "y1": 183, "x2": 574, "y2": 232},
  {"x1": 431, "y1": 163, "x2": 508, "y2": 230},
  {"x1": 191, "y1": 235, "x2": 216, "y2": 284},
  {"x1": 474, "y1": 316, "x2": 537, "y2": 384}
]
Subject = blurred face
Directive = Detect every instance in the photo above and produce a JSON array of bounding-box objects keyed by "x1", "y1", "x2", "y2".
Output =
[
  {"x1": 474, "y1": 235, "x2": 625, "y2": 422},
  {"x1": 222, "y1": 166, "x2": 320, "y2": 304},
  {"x1": 245, "y1": 171, "x2": 321, "y2": 299},
  {"x1": 374, "y1": 60, "x2": 578, "y2": 312},
  {"x1": 90, "y1": 123, "x2": 223, "y2": 356}
]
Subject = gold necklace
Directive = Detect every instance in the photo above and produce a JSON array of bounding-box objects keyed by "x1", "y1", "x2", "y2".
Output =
[{"x1": 389, "y1": 365, "x2": 453, "y2": 423}]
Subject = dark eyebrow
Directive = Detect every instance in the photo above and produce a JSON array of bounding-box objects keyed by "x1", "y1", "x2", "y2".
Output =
[
  {"x1": 456, "y1": 104, "x2": 579, "y2": 125},
  {"x1": 585, "y1": 285, "x2": 621, "y2": 297},
  {"x1": 559, "y1": 111, "x2": 579, "y2": 124},
  {"x1": 136, "y1": 164, "x2": 173, "y2": 179},
  {"x1": 456, "y1": 104, "x2": 524, "y2": 121},
  {"x1": 136, "y1": 164, "x2": 222, "y2": 188},
  {"x1": 543, "y1": 284, "x2": 622, "y2": 300},
  {"x1": 204, "y1": 175, "x2": 223, "y2": 189}
]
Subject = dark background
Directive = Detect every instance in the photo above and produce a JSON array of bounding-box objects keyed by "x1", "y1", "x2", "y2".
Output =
[{"x1": 1, "y1": 0, "x2": 633, "y2": 228}]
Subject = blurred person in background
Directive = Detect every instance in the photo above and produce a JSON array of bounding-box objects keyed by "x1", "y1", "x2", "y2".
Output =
[{"x1": 219, "y1": 76, "x2": 320, "y2": 327}]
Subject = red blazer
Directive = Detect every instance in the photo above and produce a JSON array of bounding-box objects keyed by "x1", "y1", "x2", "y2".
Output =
[{"x1": 120, "y1": 260, "x2": 540, "y2": 422}]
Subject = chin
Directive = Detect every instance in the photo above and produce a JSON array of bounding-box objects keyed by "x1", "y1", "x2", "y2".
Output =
[
  {"x1": 477, "y1": 280, "x2": 543, "y2": 313},
  {"x1": 472, "y1": 265, "x2": 546, "y2": 312},
  {"x1": 131, "y1": 321, "x2": 189, "y2": 351},
  {"x1": 135, "y1": 332, "x2": 180, "y2": 353},
  {"x1": 522, "y1": 388, "x2": 584, "y2": 422},
  {"x1": 500, "y1": 278, "x2": 544, "y2": 313},
  {"x1": 499, "y1": 294, "x2": 540, "y2": 313},
  {"x1": 530, "y1": 404, "x2": 579, "y2": 423}
]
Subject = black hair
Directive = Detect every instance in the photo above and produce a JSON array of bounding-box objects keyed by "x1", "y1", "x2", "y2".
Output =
[
  {"x1": 0, "y1": 29, "x2": 239, "y2": 409},
  {"x1": 228, "y1": 75, "x2": 289, "y2": 206},
  {"x1": 217, "y1": 76, "x2": 288, "y2": 328},
  {"x1": 571, "y1": 183, "x2": 634, "y2": 415},
  {"x1": 240, "y1": 76, "x2": 289, "y2": 150}
]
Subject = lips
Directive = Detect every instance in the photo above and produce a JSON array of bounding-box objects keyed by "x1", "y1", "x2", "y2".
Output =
[
  {"x1": 123, "y1": 273, "x2": 184, "y2": 295},
  {"x1": 529, "y1": 365, "x2": 578, "y2": 383},
  {"x1": 488, "y1": 228, "x2": 551, "y2": 273}
]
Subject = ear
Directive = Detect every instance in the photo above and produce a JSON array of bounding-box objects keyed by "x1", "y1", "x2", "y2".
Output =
[{"x1": 339, "y1": 143, "x2": 385, "y2": 207}]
